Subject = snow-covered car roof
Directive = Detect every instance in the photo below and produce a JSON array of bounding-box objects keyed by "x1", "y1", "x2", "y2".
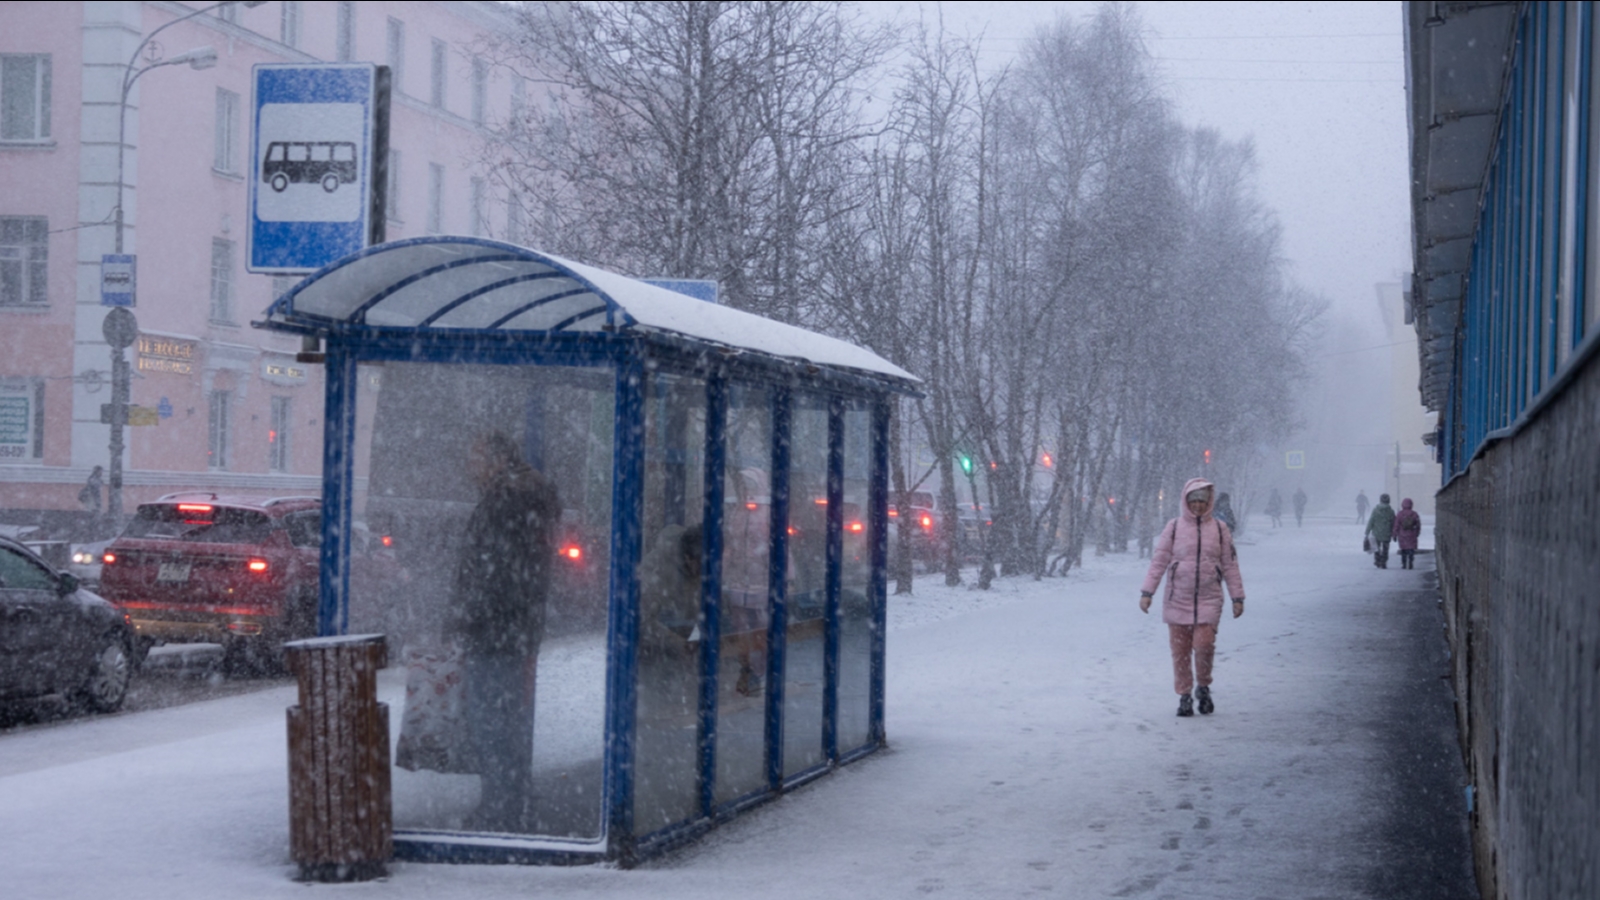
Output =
[{"x1": 259, "y1": 236, "x2": 917, "y2": 386}]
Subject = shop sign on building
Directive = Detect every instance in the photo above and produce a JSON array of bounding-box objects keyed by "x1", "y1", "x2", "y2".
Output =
[
  {"x1": 248, "y1": 63, "x2": 391, "y2": 273},
  {"x1": 263, "y1": 355, "x2": 309, "y2": 385},
  {"x1": 138, "y1": 335, "x2": 197, "y2": 375}
]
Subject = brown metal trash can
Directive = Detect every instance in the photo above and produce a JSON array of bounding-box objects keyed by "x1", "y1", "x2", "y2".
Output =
[{"x1": 285, "y1": 634, "x2": 392, "y2": 882}]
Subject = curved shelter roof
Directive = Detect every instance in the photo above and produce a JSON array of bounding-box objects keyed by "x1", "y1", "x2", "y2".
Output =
[{"x1": 260, "y1": 236, "x2": 917, "y2": 386}]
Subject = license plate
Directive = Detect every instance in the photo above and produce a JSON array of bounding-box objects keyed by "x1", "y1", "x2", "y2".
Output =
[{"x1": 156, "y1": 562, "x2": 192, "y2": 583}]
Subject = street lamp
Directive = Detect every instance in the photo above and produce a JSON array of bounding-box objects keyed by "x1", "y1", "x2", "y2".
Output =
[{"x1": 104, "y1": 0, "x2": 261, "y2": 520}]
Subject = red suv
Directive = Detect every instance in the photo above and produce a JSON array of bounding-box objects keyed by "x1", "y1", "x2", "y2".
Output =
[{"x1": 98, "y1": 494, "x2": 323, "y2": 674}]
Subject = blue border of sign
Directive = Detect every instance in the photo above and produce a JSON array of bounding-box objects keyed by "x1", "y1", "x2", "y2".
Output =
[{"x1": 248, "y1": 64, "x2": 376, "y2": 273}]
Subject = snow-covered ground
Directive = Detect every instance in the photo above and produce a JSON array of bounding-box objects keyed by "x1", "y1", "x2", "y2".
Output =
[{"x1": 0, "y1": 515, "x2": 1469, "y2": 899}]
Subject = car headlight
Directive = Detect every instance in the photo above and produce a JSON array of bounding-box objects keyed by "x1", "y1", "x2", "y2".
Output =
[{"x1": 73, "y1": 551, "x2": 96, "y2": 565}]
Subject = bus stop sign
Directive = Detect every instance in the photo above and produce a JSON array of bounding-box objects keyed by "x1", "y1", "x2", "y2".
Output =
[{"x1": 248, "y1": 63, "x2": 390, "y2": 274}]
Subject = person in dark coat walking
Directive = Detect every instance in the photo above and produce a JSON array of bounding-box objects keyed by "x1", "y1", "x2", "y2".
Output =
[
  {"x1": 1264, "y1": 489, "x2": 1283, "y2": 528},
  {"x1": 1365, "y1": 493, "x2": 1396, "y2": 569},
  {"x1": 1394, "y1": 498, "x2": 1422, "y2": 569},
  {"x1": 1292, "y1": 487, "x2": 1307, "y2": 527},
  {"x1": 447, "y1": 430, "x2": 561, "y2": 833}
]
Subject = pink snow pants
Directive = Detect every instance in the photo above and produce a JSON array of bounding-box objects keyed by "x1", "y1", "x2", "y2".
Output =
[{"x1": 1168, "y1": 623, "x2": 1217, "y2": 695}]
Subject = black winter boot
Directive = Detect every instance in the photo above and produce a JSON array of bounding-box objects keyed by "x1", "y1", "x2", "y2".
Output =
[
  {"x1": 1177, "y1": 694, "x2": 1194, "y2": 717},
  {"x1": 1196, "y1": 685, "x2": 1214, "y2": 715}
]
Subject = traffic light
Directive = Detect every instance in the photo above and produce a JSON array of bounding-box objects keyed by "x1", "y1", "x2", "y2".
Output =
[
  {"x1": 1203, "y1": 449, "x2": 1212, "y2": 466},
  {"x1": 958, "y1": 454, "x2": 973, "y2": 475}
]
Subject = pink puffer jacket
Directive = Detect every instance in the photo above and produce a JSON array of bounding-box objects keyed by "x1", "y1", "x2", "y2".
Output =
[{"x1": 1141, "y1": 477, "x2": 1246, "y2": 626}]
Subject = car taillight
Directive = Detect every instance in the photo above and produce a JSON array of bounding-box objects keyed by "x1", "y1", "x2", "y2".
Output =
[
  {"x1": 381, "y1": 535, "x2": 393, "y2": 548},
  {"x1": 176, "y1": 503, "x2": 214, "y2": 513},
  {"x1": 888, "y1": 509, "x2": 898, "y2": 518},
  {"x1": 102, "y1": 552, "x2": 117, "y2": 565},
  {"x1": 920, "y1": 515, "x2": 933, "y2": 529},
  {"x1": 246, "y1": 558, "x2": 269, "y2": 573},
  {"x1": 847, "y1": 521, "x2": 864, "y2": 533},
  {"x1": 560, "y1": 545, "x2": 582, "y2": 561}
]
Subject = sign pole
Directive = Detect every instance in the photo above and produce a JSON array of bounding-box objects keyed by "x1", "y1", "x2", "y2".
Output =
[{"x1": 102, "y1": 308, "x2": 138, "y2": 520}]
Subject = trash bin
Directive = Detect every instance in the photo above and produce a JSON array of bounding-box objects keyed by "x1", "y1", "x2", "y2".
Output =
[{"x1": 285, "y1": 634, "x2": 391, "y2": 882}]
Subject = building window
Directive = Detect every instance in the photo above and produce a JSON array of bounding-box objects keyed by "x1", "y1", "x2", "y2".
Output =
[
  {"x1": 470, "y1": 177, "x2": 486, "y2": 236},
  {"x1": 269, "y1": 396, "x2": 291, "y2": 472},
  {"x1": 208, "y1": 391, "x2": 232, "y2": 470},
  {"x1": 387, "y1": 18, "x2": 405, "y2": 93},
  {"x1": 280, "y1": 1, "x2": 302, "y2": 49},
  {"x1": 0, "y1": 378, "x2": 44, "y2": 462},
  {"x1": 430, "y1": 39, "x2": 447, "y2": 109},
  {"x1": 336, "y1": 2, "x2": 356, "y2": 61},
  {"x1": 210, "y1": 238, "x2": 235, "y2": 323},
  {"x1": 0, "y1": 216, "x2": 48, "y2": 307},
  {"x1": 472, "y1": 57, "x2": 488, "y2": 126},
  {"x1": 214, "y1": 88, "x2": 240, "y2": 174},
  {"x1": 427, "y1": 163, "x2": 443, "y2": 233},
  {"x1": 0, "y1": 54, "x2": 51, "y2": 142}
]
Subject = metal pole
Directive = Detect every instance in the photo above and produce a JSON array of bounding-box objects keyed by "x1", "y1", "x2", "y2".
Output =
[{"x1": 108, "y1": 351, "x2": 128, "y2": 519}]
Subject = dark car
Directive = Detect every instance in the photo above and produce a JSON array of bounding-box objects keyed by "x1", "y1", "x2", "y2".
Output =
[
  {"x1": 0, "y1": 535, "x2": 136, "y2": 714},
  {"x1": 97, "y1": 494, "x2": 325, "y2": 674}
]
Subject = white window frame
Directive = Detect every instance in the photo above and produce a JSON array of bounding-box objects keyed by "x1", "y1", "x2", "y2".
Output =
[
  {"x1": 210, "y1": 238, "x2": 235, "y2": 324},
  {"x1": 0, "y1": 54, "x2": 52, "y2": 143},
  {"x1": 336, "y1": 2, "x2": 356, "y2": 61},
  {"x1": 430, "y1": 39, "x2": 447, "y2": 109},
  {"x1": 0, "y1": 216, "x2": 48, "y2": 307},
  {"x1": 214, "y1": 88, "x2": 240, "y2": 175},
  {"x1": 281, "y1": 1, "x2": 302, "y2": 49},
  {"x1": 269, "y1": 396, "x2": 292, "y2": 472},
  {"x1": 208, "y1": 390, "x2": 232, "y2": 470},
  {"x1": 387, "y1": 18, "x2": 405, "y2": 94},
  {"x1": 427, "y1": 163, "x2": 444, "y2": 234}
]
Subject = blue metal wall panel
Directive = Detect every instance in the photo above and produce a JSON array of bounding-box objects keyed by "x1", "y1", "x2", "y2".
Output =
[
  {"x1": 698, "y1": 374, "x2": 728, "y2": 819},
  {"x1": 316, "y1": 347, "x2": 358, "y2": 636},
  {"x1": 764, "y1": 388, "x2": 792, "y2": 791}
]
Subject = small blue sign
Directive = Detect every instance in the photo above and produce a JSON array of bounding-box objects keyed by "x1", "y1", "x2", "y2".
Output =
[
  {"x1": 644, "y1": 278, "x2": 719, "y2": 304},
  {"x1": 100, "y1": 254, "x2": 136, "y2": 307},
  {"x1": 157, "y1": 397, "x2": 173, "y2": 420},
  {"x1": 248, "y1": 64, "x2": 386, "y2": 273}
]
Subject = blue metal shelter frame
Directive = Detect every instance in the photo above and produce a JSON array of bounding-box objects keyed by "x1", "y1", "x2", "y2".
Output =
[{"x1": 258, "y1": 237, "x2": 916, "y2": 865}]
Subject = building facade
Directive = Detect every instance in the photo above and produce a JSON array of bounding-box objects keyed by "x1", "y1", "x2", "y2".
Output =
[
  {"x1": 1, "y1": 0, "x2": 525, "y2": 525},
  {"x1": 1407, "y1": 3, "x2": 1600, "y2": 899}
]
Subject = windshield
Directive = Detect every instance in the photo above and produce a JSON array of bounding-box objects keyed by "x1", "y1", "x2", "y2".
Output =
[{"x1": 122, "y1": 505, "x2": 277, "y2": 544}]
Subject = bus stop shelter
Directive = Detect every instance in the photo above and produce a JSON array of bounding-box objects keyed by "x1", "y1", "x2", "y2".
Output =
[{"x1": 258, "y1": 236, "x2": 918, "y2": 864}]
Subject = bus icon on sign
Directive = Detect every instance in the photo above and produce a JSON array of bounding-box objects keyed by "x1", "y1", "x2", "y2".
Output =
[{"x1": 263, "y1": 141, "x2": 358, "y2": 193}]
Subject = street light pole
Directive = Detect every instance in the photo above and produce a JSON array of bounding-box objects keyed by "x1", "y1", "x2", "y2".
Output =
[{"x1": 103, "y1": 1, "x2": 258, "y2": 519}]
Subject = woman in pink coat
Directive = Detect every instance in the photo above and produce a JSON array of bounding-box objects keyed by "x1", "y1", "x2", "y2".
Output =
[
  {"x1": 1139, "y1": 478, "x2": 1246, "y2": 717},
  {"x1": 1393, "y1": 498, "x2": 1422, "y2": 569}
]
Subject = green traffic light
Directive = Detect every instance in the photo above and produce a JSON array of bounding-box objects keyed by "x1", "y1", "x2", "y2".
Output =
[{"x1": 958, "y1": 455, "x2": 973, "y2": 474}]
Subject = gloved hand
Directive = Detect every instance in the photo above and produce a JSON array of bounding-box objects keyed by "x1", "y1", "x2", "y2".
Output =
[
  {"x1": 1139, "y1": 593, "x2": 1152, "y2": 614},
  {"x1": 1232, "y1": 597, "x2": 1244, "y2": 618}
]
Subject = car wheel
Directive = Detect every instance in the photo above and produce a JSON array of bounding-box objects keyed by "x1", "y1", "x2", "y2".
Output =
[
  {"x1": 321, "y1": 172, "x2": 340, "y2": 193},
  {"x1": 79, "y1": 636, "x2": 132, "y2": 713},
  {"x1": 270, "y1": 172, "x2": 289, "y2": 192}
]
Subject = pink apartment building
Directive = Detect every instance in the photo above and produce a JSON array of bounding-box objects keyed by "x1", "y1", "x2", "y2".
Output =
[{"x1": 1, "y1": 0, "x2": 527, "y2": 525}]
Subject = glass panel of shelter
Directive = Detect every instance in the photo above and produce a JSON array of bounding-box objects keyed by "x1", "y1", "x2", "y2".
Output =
[
  {"x1": 633, "y1": 373, "x2": 707, "y2": 835},
  {"x1": 713, "y1": 383, "x2": 772, "y2": 806},
  {"x1": 346, "y1": 361, "x2": 613, "y2": 841},
  {"x1": 782, "y1": 393, "x2": 829, "y2": 778},
  {"x1": 837, "y1": 401, "x2": 875, "y2": 755}
]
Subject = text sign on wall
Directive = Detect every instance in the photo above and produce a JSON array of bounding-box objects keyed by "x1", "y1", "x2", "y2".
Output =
[
  {"x1": 138, "y1": 335, "x2": 197, "y2": 375},
  {"x1": 249, "y1": 64, "x2": 390, "y2": 273}
]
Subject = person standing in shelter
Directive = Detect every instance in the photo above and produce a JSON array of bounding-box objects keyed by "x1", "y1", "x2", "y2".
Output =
[
  {"x1": 1264, "y1": 489, "x2": 1283, "y2": 528},
  {"x1": 1365, "y1": 493, "x2": 1396, "y2": 569},
  {"x1": 1393, "y1": 498, "x2": 1422, "y2": 569},
  {"x1": 446, "y1": 430, "x2": 561, "y2": 833},
  {"x1": 1139, "y1": 479, "x2": 1246, "y2": 717},
  {"x1": 1355, "y1": 489, "x2": 1370, "y2": 523},
  {"x1": 1292, "y1": 487, "x2": 1307, "y2": 527}
]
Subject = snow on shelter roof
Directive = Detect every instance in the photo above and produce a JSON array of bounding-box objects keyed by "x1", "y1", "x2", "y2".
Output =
[{"x1": 260, "y1": 237, "x2": 918, "y2": 385}]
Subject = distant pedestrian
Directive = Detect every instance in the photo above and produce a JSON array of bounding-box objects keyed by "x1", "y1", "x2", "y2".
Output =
[
  {"x1": 78, "y1": 465, "x2": 104, "y2": 514},
  {"x1": 1355, "y1": 489, "x2": 1370, "y2": 523},
  {"x1": 1139, "y1": 478, "x2": 1246, "y2": 718},
  {"x1": 1264, "y1": 489, "x2": 1283, "y2": 528},
  {"x1": 1365, "y1": 493, "x2": 1395, "y2": 569},
  {"x1": 1394, "y1": 498, "x2": 1422, "y2": 569},
  {"x1": 1292, "y1": 488, "x2": 1307, "y2": 527},
  {"x1": 1213, "y1": 492, "x2": 1238, "y2": 534}
]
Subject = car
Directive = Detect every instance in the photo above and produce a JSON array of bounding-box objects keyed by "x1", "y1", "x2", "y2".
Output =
[
  {"x1": 97, "y1": 493, "x2": 325, "y2": 675},
  {"x1": 0, "y1": 535, "x2": 136, "y2": 714}
]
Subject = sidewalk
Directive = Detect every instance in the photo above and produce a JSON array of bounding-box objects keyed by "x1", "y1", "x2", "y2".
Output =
[{"x1": 0, "y1": 519, "x2": 1475, "y2": 899}]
